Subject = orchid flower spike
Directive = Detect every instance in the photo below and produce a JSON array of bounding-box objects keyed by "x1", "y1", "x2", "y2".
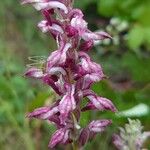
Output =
[{"x1": 22, "y1": 0, "x2": 116, "y2": 149}]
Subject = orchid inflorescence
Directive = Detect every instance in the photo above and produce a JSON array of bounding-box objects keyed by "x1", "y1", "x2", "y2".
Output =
[{"x1": 22, "y1": 0, "x2": 117, "y2": 149}]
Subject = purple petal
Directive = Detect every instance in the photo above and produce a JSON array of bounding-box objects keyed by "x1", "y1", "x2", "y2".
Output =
[
  {"x1": 71, "y1": 16, "x2": 87, "y2": 35},
  {"x1": 78, "y1": 52, "x2": 104, "y2": 75},
  {"x1": 136, "y1": 131, "x2": 150, "y2": 148},
  {"x1": 47, "y1": 67, "x2": 66, "y2": 76},
  {"x1": 34, "y1": 2, "x2": 68, "y2": 13},
  {"x1": 48, "y1": 128, "x2": 70, "y2": 148},
  {"x1": 80, "y1": 40, "x2": 94, "y2": 52},
  {"x1": 81, "y1": 102, "x2": 96, "y2": 111},
  {"x1": 112, "y1": 134, "x2": 124, "y2": 150},
  {"x1": 97, "y1": 31, "x2": 112, "y2": 39},
  {"x1": 38, "y1": 20, "x2": 64, "y2": 34},
  {"x1": 48, "y1": 114, "x2": 62, "y2": 128},
  {"x1": 62, "y1": 129, "x2": 70, "y2": 144},
  {"x1": 88, "y1": 119, "x2": 112, "y2": 132},
  {"x1": 42, "y1": 75, "x2": 62, "y2": 95},
  {"x1": 38, "y1": 20, "x2": 49, "y2": 33},
  {"x1": 24, "y1": 67, "x2": 43, "y2": 78},
  {"x1": 83, "y1": 73, "x2": 103, "y2": 87},
  {"x1": 47, "y1": 42, "x2": 71, "y2": 68},
  {"x1": 87, "y1": 94, "x2": 117, "y2": 112},
  {"x1": 65, "y1": 25, "x2": 78, "y2": 37},
  {"x1": 59, "y1": 85, "x2": 76, "y2": 124},
  {"x1": 21, "y1": 0, "x2": 41, "y2": 5},
  {"x1": 82, "y1": 31, "x2": 112, "y2": 41},
  {"x1": 42, "y1": 10, "x2": 52, "y2": 26},
  {"x1": 27, "y1": 107, "x2": 49, "y2": 117},
  {"x1": 69, "y1": 8, "x2": 84, "y2": 19},
  {"x1": 49, "y1": 128, "x2": 67, "y2": 148},
  {"x1": 50, "y1": 23, "x2": 64, "y2": 34},
  {"x1": 76, "y1": 73, "x2": 104, "y2": 90},
  {"x1": 78, "y1": 128, "x2": 90, "y2": 147},
  {"x1": 22, "y1": 0, "x2": 68, "y2": 14},
  {"x1": 75, "y1": 52, "x2": 105, "y2": 89},
  {"x1": 27, "y1": 106, "x2": 59, "y2": 120}
]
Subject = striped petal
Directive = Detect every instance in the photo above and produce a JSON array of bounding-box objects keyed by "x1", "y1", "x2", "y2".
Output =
[
  {"x1": 87, "y1": 94, "x2": 117, "y2": 112},
  {"x1": 59, "y1": 84, "x2": 76, "y2": 124},
  {"x1": 27, "y1": 106, "x2": 59, "y2": 120},
  {"x1": 24, "y1": 67, "x2": 43, "y2": 78},
  {"x1": 88, "y1": 119, "x2": 112, "y2": 132},
  {"x1": 49, "y1": 128, "x2": 69, "y2": 148}
]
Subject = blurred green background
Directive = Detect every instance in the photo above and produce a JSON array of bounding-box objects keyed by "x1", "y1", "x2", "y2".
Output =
[{"x1": 0, "y1": 0, "x2": 150, "y2": 149}]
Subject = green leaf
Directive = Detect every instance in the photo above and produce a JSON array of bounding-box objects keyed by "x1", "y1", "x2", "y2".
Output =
[
  {"x1": 98, "y1": 0, "x2": 117, "y2": 17},
  {"x1": 74, "y1": 0, "x2": 96, "y2": 9},
  {"x1": 127, "y1": 25, "x2": 144, "y2": 50},
  {"x1": 122, "y1": 52, "x2": 150, "y2": 82},
  {"x1": 28, "y1": 92, "x2": 51, "y2": 111}
]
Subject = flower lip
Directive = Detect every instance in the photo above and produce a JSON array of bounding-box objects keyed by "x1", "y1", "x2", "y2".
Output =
[
  {"x1": 59, "y1": 84, "x2": 76, "y2": 124},
  {"x1": 46, "y1": 42, "x2": 71, "y2": 68},
  {"x1": 70, "y1": 15, "x2": 88, "y2": 35}
]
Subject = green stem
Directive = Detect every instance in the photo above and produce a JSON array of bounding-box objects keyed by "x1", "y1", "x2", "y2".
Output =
[
  {"x1": 71, "y1": 113, "x2": 80, "y2": 150},
  {"x1": 72, "y1": 141, "x2": 79, "y2": 150}
]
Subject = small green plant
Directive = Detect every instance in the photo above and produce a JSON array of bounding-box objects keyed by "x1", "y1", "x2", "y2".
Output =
[{"x1": 113, "y1": 119, "x2": 150, "y2": 150}]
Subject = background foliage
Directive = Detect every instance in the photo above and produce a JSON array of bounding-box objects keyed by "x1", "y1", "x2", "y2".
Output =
[{"x1": 0, "y1": 0, "x2": 150, "y2": 149}]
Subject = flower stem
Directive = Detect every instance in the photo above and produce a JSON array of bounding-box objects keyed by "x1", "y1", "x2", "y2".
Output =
[
  {"x1": 72, "y1": 141, "x2": 78, "y2": 150},
  {"x1": 71, "y1": 112, "x2": 79, "y2": 150}
]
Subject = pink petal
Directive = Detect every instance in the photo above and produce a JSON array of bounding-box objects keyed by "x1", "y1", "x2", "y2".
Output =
[
  {"x1": 21, "y1": 0, "x2": 43, "y2": 5},
  {"x1": 27, "y1": 106, "x2": 59, "y2": 120},
  {"x1": 76, "y1": 73, "x2": 104, "y2": 90},
  {"x1": 38, "y1": 20, "x2": 64, "y2": 34},
  {"x1": 69, "y1": 8, "x2": 84, "y2": 19},
  {"x1": 87, "y1": 95, "x2": 117, "y2": 112},
  {"x1": 82, "y1": 31, "x2": 112, "y2": 41},
  {"x1": 65, "y1": 25, "x2": 78, "y2": 37},
  {"x1": 50, "y1": 23, "x2": 64, "y2": 33},
  {"x1": 47, "y1": 67, "x2": 66, "y2": 76},
  {"x1": 112, "y1": 134, "x2": 124, "y2": 150},
  {"x1": 80, "y1": 40, "x2": 94, "y2": 52},
  {"x1": 88, "y1": 119, "x2": 112, "y2": 132},
  {"x1": 62, "y1": 129, "x2": 70, "y2": 143},
  {"x1": 78, "y1": 128, "x2": 90, "y2": 147},
  {"x1": 38, "y1": 20, "x2": 49, "y2": 33},
  {"x1": 22, "y1": 0, "x2": 68, "y2": 13},
  {"x1": 47, "y1": 42, "x2": 71, "y2": 68},
  {"x1": 24, "y1": 67, "x2": 43, "y2": 78},
  {"x1": 71, "y1": 16, "x2": 87, "y2": 35},
  {"x1": 59, "y1": 85, "x2": 76, "y2": 124},
  {"x1": 81, "y1": 102, "x2": 96, "y2": 111},
  {"x1": 78, "y1": 52, "x2": 104, "y2": 75},
  {"x1": 33, "y1": 1, "x2": 68, "y2": 14},
  {"x1": 27, "y1": 107, "x2": 49, "y2": 117},
  {"x1": 42, "y1": 76, "x2": 62, "y2": 95},
  {"x1": 49, "y1": 128, "x2": 70, "y2": 148},
  {"x1": 49, "y1": 128, "x2": 65, "y2": 148}
]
